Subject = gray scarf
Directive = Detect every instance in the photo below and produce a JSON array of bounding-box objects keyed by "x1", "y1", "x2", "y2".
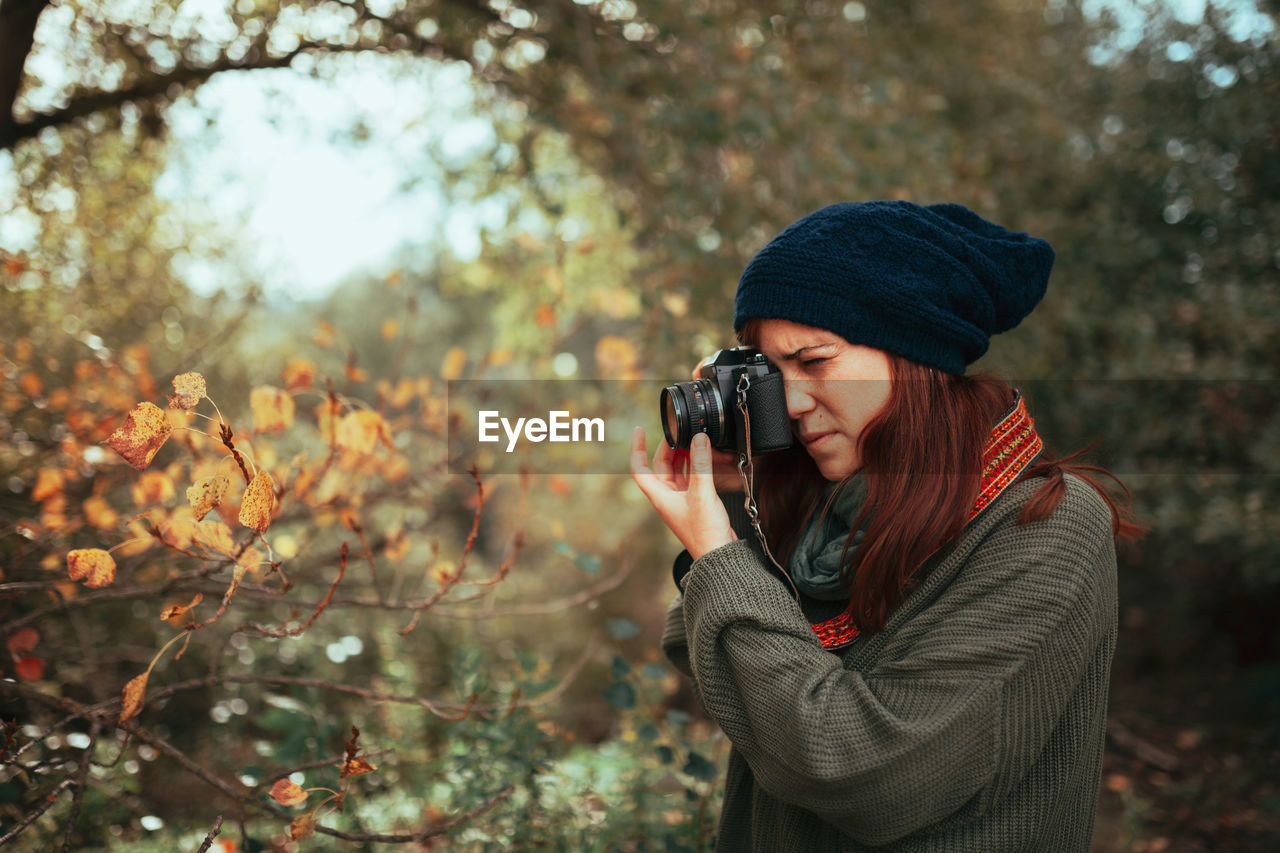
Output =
[{"x1": 788, "y1": 472, "x2": 871, "y2": 601}]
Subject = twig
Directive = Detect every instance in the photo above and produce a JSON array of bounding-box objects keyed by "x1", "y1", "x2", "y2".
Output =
[
  {"x1": 399, "y1": 466, "x2": 485, "y2": 635},
  {"x1": 194, "y1": 815, "x2": 223, "y2": 853},
  {"x1": 1107, "y1": 719, "x2": 1180, "y2": 771},
  {"x1": 313, "y1": 784, "x2": 515, "y2": 843},
  {"x1": 59, "y1": 720, "x2": 101, "y2": 852},
  {"x1": 0, "y1": 778, "x2": 75, "y2": 846},
  {"x1": 242, "y1": 542, "x2": 348, "y2": 638}
]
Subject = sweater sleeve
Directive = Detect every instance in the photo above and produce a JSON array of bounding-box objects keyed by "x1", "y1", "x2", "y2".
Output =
[{"x1": 678, "y1": 479, "x2": 1117, "y2": 846}]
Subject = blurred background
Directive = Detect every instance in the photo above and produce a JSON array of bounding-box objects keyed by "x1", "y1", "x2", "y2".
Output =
[{"x1": 1, "y1": 0, "x2": 1277, "y2": 850}]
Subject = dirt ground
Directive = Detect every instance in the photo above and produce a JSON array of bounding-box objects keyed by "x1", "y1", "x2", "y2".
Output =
[{"x1": 1091, "y1": 662, "x2": 1280, "y2": 852}]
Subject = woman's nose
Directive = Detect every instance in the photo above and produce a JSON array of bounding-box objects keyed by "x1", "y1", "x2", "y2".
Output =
[{"x1": 785, "y1": 380, "x2": 815, "y2": 418}]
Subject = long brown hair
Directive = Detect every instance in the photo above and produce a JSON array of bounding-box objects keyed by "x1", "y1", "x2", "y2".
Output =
[{"x1": 738, "y1": 319, "x2": 1147, "y2": 634}]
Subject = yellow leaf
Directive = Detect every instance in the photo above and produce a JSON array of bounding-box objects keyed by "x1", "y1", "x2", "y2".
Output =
[
  {"x1": 168, "y1": 372, "x2": 207, "y2": 410},
  {"x1": 337, "y1": 410, "x2": 393, "y2": 456},
  {"x1": 105, "y1": 402, "x2": 173, "y2": 470},
  {"x1": 249, "y1": 386, "x2": 295, "y2": 434},
  {"x1": 313, "y1": 321, "x2": 337, "y2": 348},
  {"x1": 238, "y1": 471, "x2": 275, "y2": 532},
  {"x1": 192, "y1": 520, "x2": 235, "y2": 557},
  {"x1": 440, "y1": 347, "x2": 467, "y2": 381},
  {"x1": 66, "y1": 548, "x2": 117, "y2": 588},
  {"x1": 160, "y1": 593, "x2": 203, "y2": 625},
  {"x1": 119, "y1": 671, "x2": 148, "y2": 724},
  {"x1": 380, "y1": 319, "x2": 399, "y2": 340},
  {"x1": 290, "y1": 812, "x2": 317, "y2": 841},
  {"x1": 186, "y1": 475, "x2": 229, "y2": 521},
  {"x1": 269, "y1": 779, "x2": 308, "y2": 807},
  {"x1": 344, "y1": 363, "x2": 368, "y2": 383}
]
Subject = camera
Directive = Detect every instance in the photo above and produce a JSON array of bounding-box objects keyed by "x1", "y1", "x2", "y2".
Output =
[{"x1": 660, "y1": 348, "x2": 792, "y2": 456}]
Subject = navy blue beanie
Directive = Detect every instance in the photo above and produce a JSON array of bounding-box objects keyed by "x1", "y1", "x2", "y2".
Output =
[{"x1": 734, "y1": 201, "x2": 1055, "y2": 375}]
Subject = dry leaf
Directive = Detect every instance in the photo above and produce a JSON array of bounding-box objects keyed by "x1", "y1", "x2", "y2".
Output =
[
  {"x1": 83, "y1": 495, "x2": 119, "y2": 530},
  {"x1": 105, "y1": 402, "x2": 172, "y2": 470},
  {"x1": 119, "y1": 671, "x2": 148, "y2": 723},
  {"x1": 250, "y1": 386, "x2": 295, "y2": 434},
  {"x1": 281, "y1": 358, "x2": 315, "y2": 393},
  {"x1": 31, "y1": 467, "x2": 64, "y2": 502},
  {"x1": 534, "y1": 304, "x2": 556, "y2": 328},
  {"x1": 160, "y1": 593, "x2": 203, "y2": 624},
  {"x1": 440, "y1": 347, "x2": 467, "y2": 381},
  {"x1": 380, "y1": 319, "x2": 399, "y2": 340},
  {"x1": 269, "y1": 779, "x2": 308, "y2": 807},
  {"x1": 66, "y1": 548, "x2": 117, "y2": 588},
  {"x1": 594, "y1": 336, "x2": 639, "y2": 375},
  {"x1": 337, "y1": 411, "x2": 393, "y2": 456},
  {"x1": 131, "y1": 470, "x2": 176, "y2": 507},
  {"x1": 6, "y1": 628, "x2": 39, "y2": 655},
  {"x1": 337, "y1": 754, "x2": 377, "y2": 778},
  {"x1": 186, "y1": 475, "x2": 229, "y2": 521},
  {"x1": 238, "y1": 471, "x2": 275, "y2": 531},
  {"x1": 289, "y1": 812, "x2": 317, "y2": 841},
  {"x1": 168, "y1": 372, "x2": 207, "y2": 410},
  {"x1": 192, "y1": 520, "x2": 236, "y2": 557},
  {"x1": 344, "y1": 363, "x2": 368, "y2": 383}
]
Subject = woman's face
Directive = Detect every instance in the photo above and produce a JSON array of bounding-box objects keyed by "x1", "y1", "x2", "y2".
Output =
[{"x1": 752, "y1": 319, "x2": 892, "y2": 481}]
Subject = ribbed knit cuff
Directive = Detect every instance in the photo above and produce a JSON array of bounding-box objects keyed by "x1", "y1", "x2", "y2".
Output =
[
  {"x1": 671, "y1": 490, "x2": 757, "y2": 592},
  {"x1": 678, "y1": 539, "x2": 793, "y2": 606}
]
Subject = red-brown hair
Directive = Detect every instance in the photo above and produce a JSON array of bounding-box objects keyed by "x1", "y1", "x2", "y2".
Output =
[{"x1": 738, "y1": 319, "x2": 1147, "y2": 634}]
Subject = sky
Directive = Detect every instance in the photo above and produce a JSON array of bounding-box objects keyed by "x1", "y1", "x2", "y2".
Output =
[{"x1": 1, "y1": 1, "x2": 1275, "y2": 303}]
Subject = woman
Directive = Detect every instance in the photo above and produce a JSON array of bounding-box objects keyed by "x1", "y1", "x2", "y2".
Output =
[{"x1": 630, "y1": 201, "x2": 1145, "y2": 851}]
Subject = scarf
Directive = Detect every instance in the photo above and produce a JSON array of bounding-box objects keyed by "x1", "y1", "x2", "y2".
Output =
[{"x1": 788, "y1": 472, "x2": 870, "y2": 601}]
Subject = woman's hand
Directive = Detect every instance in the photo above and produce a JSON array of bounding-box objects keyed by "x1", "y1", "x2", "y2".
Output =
[
  {"x1": 630, "y1": 427, "x2": 737, "y2": 560},
  {"x1": 684, "y1": 363, "x2": 746, "y2": 493}
]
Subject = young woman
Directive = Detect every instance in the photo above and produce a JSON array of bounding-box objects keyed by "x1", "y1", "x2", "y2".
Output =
[{"x1": 630, "y1": 201, "x2": 1145, "y2": 852}]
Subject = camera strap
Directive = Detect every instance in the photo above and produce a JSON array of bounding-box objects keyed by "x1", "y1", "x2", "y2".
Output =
[{"x1": 735, "y1": 372, "x2": 801, "y2": 601}]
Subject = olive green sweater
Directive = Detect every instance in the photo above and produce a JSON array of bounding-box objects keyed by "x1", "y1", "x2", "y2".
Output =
[{"x1": 661, "y1": 473, "x2": 1118, "y2": 851}]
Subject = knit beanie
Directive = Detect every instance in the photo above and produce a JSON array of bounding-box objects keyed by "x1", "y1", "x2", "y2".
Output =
[{"x1": 733, "y1": 201, "x2": 1055, "y2": 375}]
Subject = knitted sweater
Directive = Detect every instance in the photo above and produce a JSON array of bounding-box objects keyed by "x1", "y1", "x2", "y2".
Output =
[{"x1": 661, "y1": 472, "x2": 1118, "y2": 851}]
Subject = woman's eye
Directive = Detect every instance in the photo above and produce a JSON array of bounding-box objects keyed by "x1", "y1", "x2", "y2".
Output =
[{"x1": 801, "y1": 357, "x2": 828, "y2": 367}]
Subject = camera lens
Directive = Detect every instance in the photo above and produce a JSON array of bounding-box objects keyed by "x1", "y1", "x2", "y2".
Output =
[{"x1": 659, "y1": 379, "x2": 724, "y2": 449}]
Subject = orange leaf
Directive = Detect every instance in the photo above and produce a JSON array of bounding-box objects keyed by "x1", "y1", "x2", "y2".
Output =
[
  {"x1": 380, "y1": 319, "x2": 399, "y2": 340},
  {"x1": 131, "y1": 470, "x2": 176, "y2": 507},
  {"x1": 534, "y1": 304, "x2": 556, "y2": 328},
  {"x1": 15, "y1": 657, "x2": 44, "y2": 681},
  {"x1": 289, "y1": 811, "x2": 317, "y2": 841},
  {"x1": 31, "y1": 467, "x2": 64, "y2": 502},
  {"x1": 594, "y1": 335, "x2": 638, "y2": 375},
  {"x1": 337, "y1": 410, "x2": 393, "y2": 456},
  {"x1": 187, "y1": 475, "x2": 229, "y2": 521},
  {"x1": 83, "y1": 495, "x2": 119, "y2": 530},
  {"x1": 250, "y1": 386, "x2": 295, "y2": 434},
  {"x1": 440, "y1": 347, "x2": 467, "y2": 381},
  {"x1": 344, "y1": 363, "x2": 368, "y2": 383},
  {"x1": 7, "y1": 628, "x2": 39, "y2": 655},
  {"x1": 119, "y1": 671, "x2": 148, "y2": 724},
  {"x1": 66, "y1": 548, "x2": 117, "y2": 588},
  {"x1": 238, "y1": 471, "x2": 275, "y2": 532},
  {"x1": 269, "y1": 779, "x2": 308, "y2": 806},
  {"x1": 105, "y1": 402, "x2": 173, "y2": 470},
  {"x1": 160, "y1": 593, "x2": 203, "y2": 624},
  {"x1": 281, "y1": 358, "x2": 316, "y2": 393},
  {"x1": 168, "y1": 372, "x2": 207, "y2": 410},
  {"x1": 337, "y1": 754, "x2": 377, "y2": 778}
]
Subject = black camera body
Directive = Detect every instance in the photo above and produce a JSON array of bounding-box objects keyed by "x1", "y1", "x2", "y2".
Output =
[{"x1": 660, "y1": 348, "x2": 792, "y2": 456}]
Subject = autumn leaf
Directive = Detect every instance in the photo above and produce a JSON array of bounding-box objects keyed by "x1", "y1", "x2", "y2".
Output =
[
  {"x1": 6, "y1": 628, "x2": 39, "y2": 656},
  {"x1": 290, "y1": 811, "x2": 317, "y2": 841},
  {"x1": 131, "y1": 470, "x2": 176, "y2": 506},
  {"x1": 66, "y1": 548, "x2": 117, "y2": 588},
  {"x1": 344, "y1": 363, "x2": 368, "y2": 383},
  {"x1": 192, "y1": 519, "x2": 236, "y2": 557},
  {"x1": 269, "y1": 779, "x2": 308, "y2": 807},
  {"x1": 281, "y1": 358, "x2": 315, "y2": 392},
  {"x1": 105, "y1": 402, "x2": 173, "y2": 470},
  {"x1": 160, "y1": 593, "x2": 203, "y2": 624},
  {"x1": 336, "y1": 410, "x2": 394, "y2": 456},
  {"x1": 594, "y1": 336, "x2": 639, "y2": 376},
  {"x1": 119, "y1": 671, "x2": 148, "y2": 724},
  {"x1": 440, "y1": 347, "x2": 467, "y2": 381},
  {"x1": 187, "y1": 475, "x2": 229, "y2": 521},
  {"x1": 31, "y1": 467, "x2": 64, "y2": 502},
  {"x1": 380, "y1": 318, "x2": 399, "y2": 340},
  {"x1": 15, "y1": 658, "x2": 44, "y2": 681},
  {"x1": 168, "y1": 372, "x2": 207, "y2": 410},
  {"x1": 250, "y1": 386, "x2": 295, "y2": 433},
  {"x1": 534, "y1": 304, "x2": 556, "y2": 328},
  {"x1": 83, "y1": 495, "x2": 119, "y2": 530},
  {"x1": 338, "y1": 755, "x2": 377, "y2": 777},
  {"x1": 238, "y1": 471, "x2": 275, "y2": 531}
]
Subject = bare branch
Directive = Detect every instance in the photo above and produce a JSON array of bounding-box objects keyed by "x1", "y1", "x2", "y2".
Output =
[
  {"x1": 194, "y1": 815, "x2": 223, "y2": 853},
  {"x1": 314, "y1": 784, "x2": 515, "y2": 843},
  {"x1": 0, "y1": 777, "x2": 74, "y2": 846}
]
